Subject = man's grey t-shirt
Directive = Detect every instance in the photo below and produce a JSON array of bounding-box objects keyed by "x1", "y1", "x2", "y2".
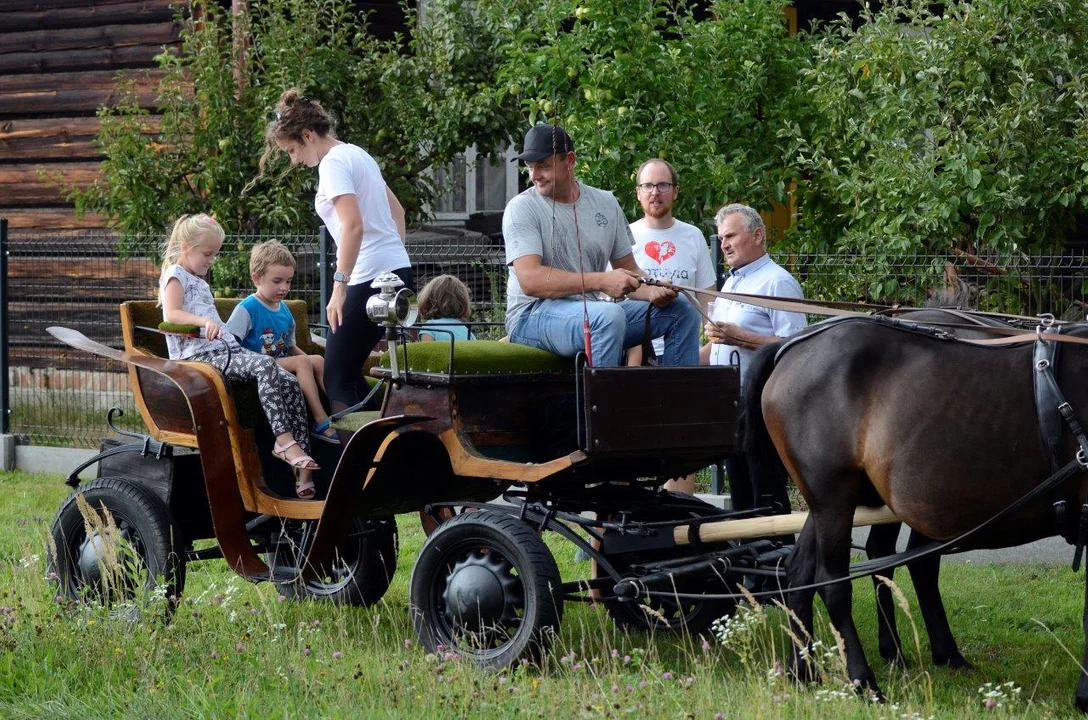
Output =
[{"x1": 502, "y1": 183, "x2": 635, "y2": 334}]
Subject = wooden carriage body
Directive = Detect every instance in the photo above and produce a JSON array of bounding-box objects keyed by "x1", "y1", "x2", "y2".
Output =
[{"x1": 56, "y1": 300, "x2": 740, "y2": 578}]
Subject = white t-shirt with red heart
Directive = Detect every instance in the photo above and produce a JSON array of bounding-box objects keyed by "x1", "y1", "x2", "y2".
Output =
[
  {"x1": 629, "y1": 218, "x2": 716, "y2": 288},
  {"x1": 628, "y1": 217, "x2": 717, "y2": 356}
]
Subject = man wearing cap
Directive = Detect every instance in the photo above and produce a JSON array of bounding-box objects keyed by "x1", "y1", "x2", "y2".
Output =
[{"x1": 502, "y1": 124, "x2": 700, "y2": 366}]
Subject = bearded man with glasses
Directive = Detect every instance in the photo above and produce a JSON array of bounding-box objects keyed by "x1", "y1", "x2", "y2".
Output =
[{"x1": 627, "y1": 159, "x2": 717, "y2": 367}]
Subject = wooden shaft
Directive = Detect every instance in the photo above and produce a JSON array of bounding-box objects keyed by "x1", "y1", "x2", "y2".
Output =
[{"x1": 673, "y1": 506, "x2": 900, "y2": 546}]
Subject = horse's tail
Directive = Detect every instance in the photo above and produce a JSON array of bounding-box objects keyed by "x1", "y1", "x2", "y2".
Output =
[{"x1": 738, "y1": 341, "x2": 792, "y2": 513}]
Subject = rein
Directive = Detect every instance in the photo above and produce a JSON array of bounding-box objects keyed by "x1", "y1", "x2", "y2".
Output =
[
  {"x1": 642, "y1": 277, "x2": 1079, "y2": 327},
  {"x1": 638, "y1": 278, "x2": 1088, "y2": 349},
  {"x1": 635, "y1": 453, "x2": 1088, "y2": 603}
]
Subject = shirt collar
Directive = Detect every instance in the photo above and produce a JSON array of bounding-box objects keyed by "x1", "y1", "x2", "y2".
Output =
[{"x1": 728, "y1": 253, "x2": 771, "y2": 280}]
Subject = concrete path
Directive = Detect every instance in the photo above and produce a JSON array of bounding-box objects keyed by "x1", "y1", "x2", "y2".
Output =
[{"x1": 850, "y1": 526, "x2": 1072, "y2": 566}]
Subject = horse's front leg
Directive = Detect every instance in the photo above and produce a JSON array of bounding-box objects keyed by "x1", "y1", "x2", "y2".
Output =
[
  {"x1": 786, "y1": 518, "x2": 821, "y2": 683},
  {"x1": 904, "y1": 530, "x2": 970, "y2": 669},
  {"x1": 815, "y1": 508, "x2": 883, "y2": 700},
  {"x1": 866, "y1": 522, "x2": 904, "y2": 664},
  {"x1": 1076, "y1": 569, "x2": 1088, "y2": 713}
]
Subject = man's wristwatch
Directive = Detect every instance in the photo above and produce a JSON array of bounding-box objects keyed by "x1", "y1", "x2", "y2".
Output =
[{"x1": 332, "y1": 271, "x2": 349, "y2": 284}]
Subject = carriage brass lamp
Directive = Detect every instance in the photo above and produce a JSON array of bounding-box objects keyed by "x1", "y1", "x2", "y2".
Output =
[
  {"x1": 365, "y1": 271, "x2": 418, "y2": 381},
  {"x1": 365, "y1": 271, "x2": 418, "y2": 326}
]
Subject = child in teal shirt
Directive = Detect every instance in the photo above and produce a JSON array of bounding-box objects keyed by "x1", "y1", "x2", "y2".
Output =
[{"x1": 417, "y1": 274, "x2": 475, "y2": 342}]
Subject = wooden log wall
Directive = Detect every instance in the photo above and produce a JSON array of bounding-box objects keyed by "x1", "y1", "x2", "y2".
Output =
[{"x1": 0, "y1": 0, "x2": 183, "y2": 234}]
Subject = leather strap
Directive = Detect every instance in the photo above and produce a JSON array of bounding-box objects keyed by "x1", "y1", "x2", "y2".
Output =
[{"x1": 647, "y1": 277, "x2": 1080, "y2": 327}]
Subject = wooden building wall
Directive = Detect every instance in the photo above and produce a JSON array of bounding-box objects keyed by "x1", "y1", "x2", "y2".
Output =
[
  {"x1": 0, "y1": 0, "x2": 409, "y2": 238},
  {"x1": 0, "y1": 0, "x2": 183, "y2": 235}
]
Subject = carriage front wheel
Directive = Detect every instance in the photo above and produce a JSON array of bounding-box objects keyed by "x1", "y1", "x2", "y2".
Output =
[
  {"x1": 47, "y1": 476, "x2": 186, "y2": 616},
  {"x1": 409, "y1": 510, "x2": 563, "y2": 669}
]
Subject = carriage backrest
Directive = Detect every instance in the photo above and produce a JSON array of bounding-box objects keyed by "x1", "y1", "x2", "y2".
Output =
[{"x1": 119, "y1": 299, "x2": 322, "y2": 358}]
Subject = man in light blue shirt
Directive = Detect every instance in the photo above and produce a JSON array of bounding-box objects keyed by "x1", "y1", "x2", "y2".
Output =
[
  {"x1": 701, "y1": 204, "x2": 806, "y2": 386},
  {"x1": 702, "y1": 203, "x2": 806, "y2": 523}
]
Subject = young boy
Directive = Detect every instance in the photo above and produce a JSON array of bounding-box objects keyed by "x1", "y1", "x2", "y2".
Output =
[{"x1": 224, "y1": 240, "x2": 337, "y2": 440}]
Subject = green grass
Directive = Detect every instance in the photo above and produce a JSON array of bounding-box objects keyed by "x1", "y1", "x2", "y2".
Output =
[{"x1": 0, "y1": 469, "x2": 1084, "y2": 718}]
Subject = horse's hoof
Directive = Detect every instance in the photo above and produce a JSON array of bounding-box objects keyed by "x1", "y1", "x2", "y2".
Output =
[
  {"x1": 852, "y1": 676, "x2": 884, "y2": 703},
  {"x1": 789, "y1": 657, "x2": 820, "y2": 684},
  {"x1": 1076, "y1": 693, "x2": 1088, "y2": 714},
  {"x1": 934, "y1": 653, "x2": 972, "y2": 671}
]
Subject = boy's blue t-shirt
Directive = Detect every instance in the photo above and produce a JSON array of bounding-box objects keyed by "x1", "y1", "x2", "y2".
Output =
[
  {"x1": 223, "y1": 294, "x2": 296, "y2": 358},
  {"x1": 418, "y1": 317, "x2": 475, "y2": 341}
]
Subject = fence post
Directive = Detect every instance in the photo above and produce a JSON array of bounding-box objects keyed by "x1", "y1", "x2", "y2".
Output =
[
  {"x1": 0, "y1": 218, "x2": 9, "y2": 436},
  {"x1": 318, "y1": 226, "x2": 331, "y2": 328},
  {"x1": 709, "y1": 232, "x2": 726, "y2": 496}
]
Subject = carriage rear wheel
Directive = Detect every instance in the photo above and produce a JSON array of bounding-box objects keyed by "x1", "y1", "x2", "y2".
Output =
[
  {"x1": 410, "y1": 510, "x2": 563, "y2": 669},
  {"x1": 273, "y1": 515, "x2": 398, "y2": 606},
  {"x1": 594, "y1": 493, "x2": 736, "y2": 635},
  {"x1": 48, "y1": 477, "x2": 186, "y2": 616}
]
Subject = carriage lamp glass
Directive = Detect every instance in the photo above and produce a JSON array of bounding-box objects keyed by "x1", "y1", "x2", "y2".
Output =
[{"x1": 365, "y1": 271, "x2": 419, "y2": 326}]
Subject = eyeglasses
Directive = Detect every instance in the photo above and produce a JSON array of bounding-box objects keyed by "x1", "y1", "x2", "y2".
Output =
[{"x1": 636, "y1": 182, "x2": 676, "y2": 194}]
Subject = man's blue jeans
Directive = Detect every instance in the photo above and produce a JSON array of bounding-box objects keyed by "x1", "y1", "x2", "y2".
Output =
[{"x1": 510, "y1": 295, "x2": 700, "y2": 366}]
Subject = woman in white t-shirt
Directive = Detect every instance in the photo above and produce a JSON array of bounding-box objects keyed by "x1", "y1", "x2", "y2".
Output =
[{"x1": 252, "y1": 89, "x2": 413, "y2": 425}]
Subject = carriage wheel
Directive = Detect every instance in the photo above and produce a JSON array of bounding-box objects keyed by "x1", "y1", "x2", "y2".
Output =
[
  {"x1": 595, "y1": 493, "x2": 736, "y2": 635},
  {"x1": 274, "y1": 516, "x2": 398, "y2": 606},
  {"x1": 410, "y1": 510, "x2": 563, "y2": 669},
  {"x1": 48, "y1": 477, "x2": 186, "y2": 616}
]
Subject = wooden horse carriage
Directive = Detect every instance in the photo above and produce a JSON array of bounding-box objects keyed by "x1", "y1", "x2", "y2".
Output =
[{"x1": 45, "y1": 277, "x2": 906, "y2": 670}]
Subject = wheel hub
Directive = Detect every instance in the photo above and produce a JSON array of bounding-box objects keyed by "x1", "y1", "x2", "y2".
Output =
[
  {"x1": 442, "y1": 551, "x2": 521, "y2": 633},
  {"x1": 77, "y1": 532, "x2": 109, "y2": 589}
]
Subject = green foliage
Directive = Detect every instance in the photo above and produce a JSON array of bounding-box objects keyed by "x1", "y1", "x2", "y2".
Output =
[
  {"x1": 483, "y1": 0, "x2": 801, "y2": 227},
  {"x1": 784, "y1": 0, "x2": 1088, "y2": 262},
  {"x1": 67, "y1": 0, "x2": 519, "y2": 246}
]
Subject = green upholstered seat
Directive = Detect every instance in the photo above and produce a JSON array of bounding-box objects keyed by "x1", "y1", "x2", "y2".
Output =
[
  {"x1": 121, "y1": 298, "x2": 326, "y2": 430},
  {"x1": 331, "y1": 410, "x2": 383, "y2": 433},
  {"x1": 122, "y1": 299, "x2": 322, "y2": 357},
  {"x1": 378, "y1": 340, "x2": 571, "y2": 376}
]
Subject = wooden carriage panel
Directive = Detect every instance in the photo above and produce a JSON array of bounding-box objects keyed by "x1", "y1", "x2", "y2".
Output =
[
  {"x1": 451, "y1": 374, "x2": 578, "y2": 462},
  {"x1": 130, "y1": 364, "x2": 197, "y2": 443},
  {"x1": 583, "y1": 366, "x2": 739, "y2": 458}
]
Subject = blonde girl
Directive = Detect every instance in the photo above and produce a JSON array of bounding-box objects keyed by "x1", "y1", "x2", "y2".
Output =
[{"x1": 159, "y1": 214, "x2": 319, "y2": 498}]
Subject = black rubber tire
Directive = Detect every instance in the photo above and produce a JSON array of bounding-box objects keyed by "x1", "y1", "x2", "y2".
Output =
[
  {"x1": 47, "y1": 476, "x2": 186, "y2": 612},
  {"x1": 274, "y1": 516, "x2": 398, "y2": 606},
  {"x1": 596, "y1": 493, "x2": 736, "y2": 635},
  {"x1": 410, "y1": 510, "x2": 563, "y2": 669}
]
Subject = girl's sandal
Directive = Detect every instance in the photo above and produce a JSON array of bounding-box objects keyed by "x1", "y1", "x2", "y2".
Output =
[
  {"x1": 272, "y1": 439, "x2": 320, "y2": 471},
  {"x1": 295, "y1": 471, "x2": 316, "y2": 500},
  {"x1": 312, "y1": 419, "x2": 341, "y2": 443}
]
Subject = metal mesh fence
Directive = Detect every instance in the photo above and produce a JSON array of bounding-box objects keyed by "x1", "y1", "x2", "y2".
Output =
[
  {"x1": 2, "y1": 225, "x2": 504, "y2": 447},
  {"x1": 4, "y1": 222, "x2": 1088, "y2": 447},
  {"x1": 785, "y1": 251, "x2": 1088, "y2": 319}
]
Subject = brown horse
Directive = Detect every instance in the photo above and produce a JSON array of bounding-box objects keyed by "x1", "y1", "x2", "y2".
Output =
[
  {"x1": 742, "y1": 315, "x2": 1088, "y2": 709},
  {"x1": 862, "y1": 308, "x2": 1012, "y2": 669}
]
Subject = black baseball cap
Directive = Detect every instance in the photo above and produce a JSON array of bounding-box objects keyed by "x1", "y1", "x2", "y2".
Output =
[{"x1": 512, "y1": 123, "x2": 575, "y2": 162}]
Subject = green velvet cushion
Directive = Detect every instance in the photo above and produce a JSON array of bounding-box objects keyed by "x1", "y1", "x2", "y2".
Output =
[
  {"x1": 331, "y1": 411, "x2": 383, "y2": 433},
  {"x1": 123, "y1": 299, "x2": 321, "y2": 357},
  {"x1": 379, "y1": 340, "x2": 571, "y2": 375}
]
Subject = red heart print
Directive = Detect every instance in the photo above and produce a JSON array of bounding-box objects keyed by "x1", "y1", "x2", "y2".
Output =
[
  {"x1": 645, "y1": 241, "x2": 662, "y2": 263},
  {"x1": 644, "y1": 240, "x2": 677, "y2": 264}
]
